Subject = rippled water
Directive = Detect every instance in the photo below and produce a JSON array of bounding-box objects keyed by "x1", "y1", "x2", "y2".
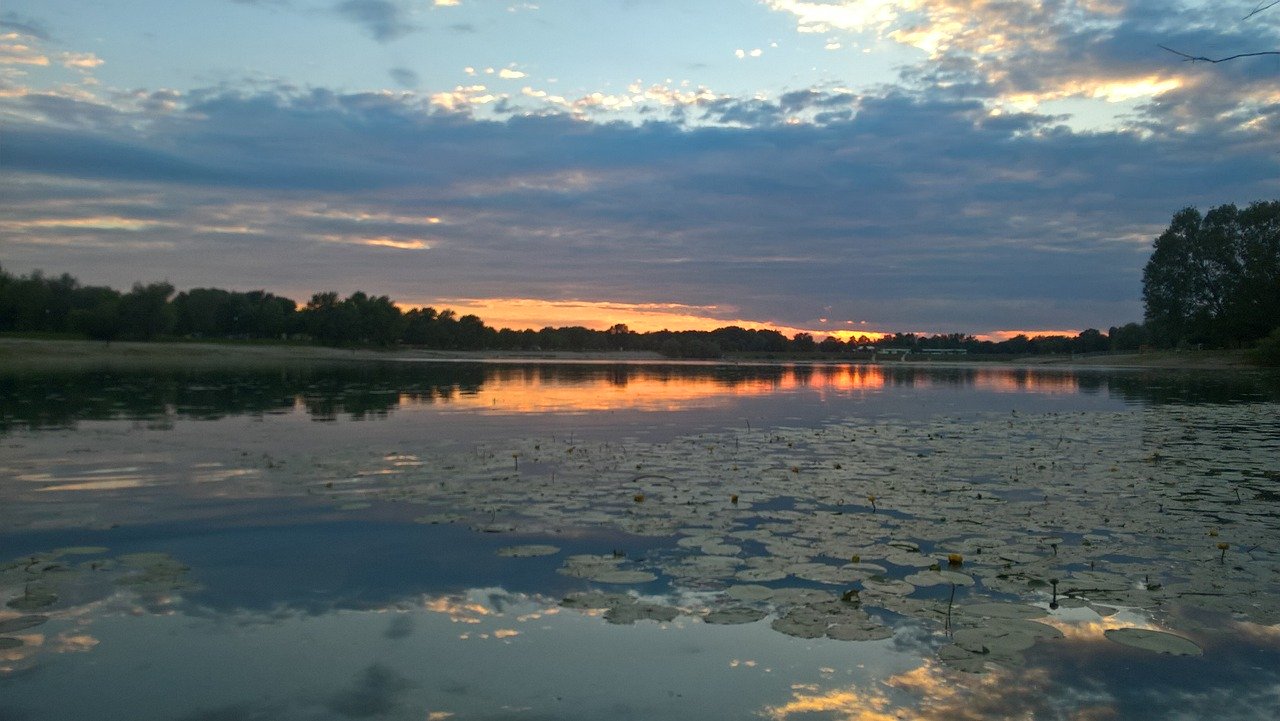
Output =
[{"x1": 2, "y1": 361, "x2": 1278, "y2": 720}]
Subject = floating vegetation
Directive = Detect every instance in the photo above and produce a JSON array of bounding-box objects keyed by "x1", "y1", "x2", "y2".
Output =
[
  {"x1": 904, "y1": 570, "x2": 973, "y2": 587},
  {"x1": 958, "y1": 603, "x2": 1046, "y2": 620},
  {"x1": 178, "y1": 401, "x2": 1280, "y2": 669},
  {"x1": 703, "y1": 607, "x2": 767, "y2": 625},
  {"x1": 0, "y1": 546, "x2": 198, "y2": 673},
  {"x1": 938, "y1": 619, "x2": 1065, "y2": 673},
  {"x1": 6, "y1": 588, "x2": 57, "y2": 611},
  {"x1": 114, "y1": 553, "x2": 199, "y2": 594},
  {"x1": 604, "y1": 603, "x2": 679, "y2": 625},
  {"x1": 592, "y1": 570, "x2": 658, "y2": 584},
  {"x1": 771, "y1": 600, "x2": 892, "y2": 641},
  {"x1": 556, "y1": 591, "x2": 679, "y2": 625},
  {"x1": 560, "y1": 591, "x2": 631, "y2": 610},
  {"x1": 0, "y1": 615, "x2": 48, "y2": 634},
  {"x1": 495, "y1": 545, "x2": 561, "y2": 558},
  {"x1": 2, "y1": 548, "x2": 198, "y2": 608},
  {"x1": 1103, "y1": 627, "x2": 1203, "y2": 656}
]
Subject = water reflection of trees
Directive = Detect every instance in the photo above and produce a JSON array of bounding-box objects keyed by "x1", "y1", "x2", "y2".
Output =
[{"x1": 1, "y1": 362, "x2": 1275, "y2": 431}]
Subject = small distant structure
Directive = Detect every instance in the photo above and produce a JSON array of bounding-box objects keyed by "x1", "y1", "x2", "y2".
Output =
[
  {"x1": 918, "y1": 348, "x2": 968, "y2": 355},
  {"x1": 872, "y1": 347, "x2": 912, "y2": 360}
]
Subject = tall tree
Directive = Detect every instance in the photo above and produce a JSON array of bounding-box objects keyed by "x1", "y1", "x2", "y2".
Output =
[
  {"x1": 117, "y1": 282, "x2": 176, "y2": 340},
  {"x1": 1143, "y1": 201, "x2": 1280, "y2": 347}
]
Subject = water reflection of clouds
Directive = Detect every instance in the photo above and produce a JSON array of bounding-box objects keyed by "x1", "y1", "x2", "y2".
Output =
[
  {"x1": 1037, "y1": 606, "x2": 1161, "y2": 641},
  {"x1": 8, "y1": 577, "x2": 1279, "y2": 721},
  {"x1": 0, "y1": 589, "x2": 160, "y2": 674},
  {"x1": 764, "y1": 661, "x2": 1120, "y2": 721}
]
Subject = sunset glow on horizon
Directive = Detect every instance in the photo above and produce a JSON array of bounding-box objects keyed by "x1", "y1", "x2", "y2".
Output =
[{"x1": 411, "y1": 296, "x2": 890, "y2": 340}]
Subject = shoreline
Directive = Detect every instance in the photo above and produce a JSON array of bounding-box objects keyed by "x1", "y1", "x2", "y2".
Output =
[{"x1": 0, "y1": 337, "x2": 1261, "y2": 371}]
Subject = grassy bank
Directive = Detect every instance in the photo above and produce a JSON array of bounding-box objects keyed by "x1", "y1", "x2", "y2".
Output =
[
  {"x1": 0, "y1": 337, "x2": 1263, "y2": 371},
  {"x1": 0, "y1": 337, "x2": 667, "y2": 368},
  {"x1": 1017, "y1": 349, "x2": 1255, "y2": 369}
]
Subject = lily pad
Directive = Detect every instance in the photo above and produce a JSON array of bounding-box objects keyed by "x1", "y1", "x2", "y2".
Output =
[
  {"x1": 0, "y1": 615, "x2": 48, "y2": 633},
  {"x1": 495, "y1": 545, "x2": 561, "y2": 558},
  {"x1": 904, "y1": 570, "x2": 974, "y2": 587},
  {"x1": 6, "y1": 590, "x2": 57, "y2": 610},
  {"x1": 937, "y1": 643, "x2": 993, "y2": 674},
  {"x1": 605, "y1": 603, "x2": 680, "y2": 624},
  {"x1": 953, "y1": 620, "x2": 1062, "y2": 655},
  {"x1": 826, "y1": 620, "x2": 893, "y2": 641},
  {"x1": 861, "y1": 579, "x2": 915, "y2": 596},
  {"x1": 704, "y1": 607, "x2": 768, "y2": 625},
  {"x1": 560, "y1": 591, "x2": 629, "y2": 609},
  {"x1": 725, "y1": 584, "x2": 775, "y2": 602},
  {"x1": 591, "y1": 570, "x2": 658, "y2": 584},
  {"x1": 734, "y1": 567, "x2": 788, "y2": 582},
  {"x1": 557, "y1": 554, "x2": 623, "y2": 578},
  {"x1": 959, "y1": 603, "x2": 1046, "y2": 620},
  {"x1": 771, "y1": 615, "x2": 827, "y2": 639},
  {"x1": 53, "y1": 546, "x2": 109, "y2": 557},
  {"x1": 1103, "y1": 627, "x2": 1202, "y2": 656}
]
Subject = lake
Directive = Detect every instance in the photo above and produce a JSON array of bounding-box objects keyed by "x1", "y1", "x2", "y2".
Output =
[{"x1": 2, "y1": 360, "x2": 1279, "y2": 720}]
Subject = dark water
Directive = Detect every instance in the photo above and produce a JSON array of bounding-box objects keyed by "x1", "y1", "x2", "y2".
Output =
[{"x1": 1, "y1": 361, "x2": 1278, "y2": 721}]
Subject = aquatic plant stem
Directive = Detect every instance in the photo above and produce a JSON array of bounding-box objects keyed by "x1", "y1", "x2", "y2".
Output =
[{"x1": 945, "y1": 582, "x2": 956, "y2": 633}]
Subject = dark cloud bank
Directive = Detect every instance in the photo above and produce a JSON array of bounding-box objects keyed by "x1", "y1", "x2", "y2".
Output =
[{"x1": 2, "y1": 72, "x2": 1277, "y2": 332}]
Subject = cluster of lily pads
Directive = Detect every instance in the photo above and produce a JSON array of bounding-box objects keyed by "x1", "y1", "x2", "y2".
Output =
[
  {"x1": 284, "y1": 403, "x2": 1278, "y2": 670},
  {"x1": 0, "y1": 546, "x2": 197, "y2": 667}
]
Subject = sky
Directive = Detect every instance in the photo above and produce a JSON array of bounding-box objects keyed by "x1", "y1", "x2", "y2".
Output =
[{"x1": 1, "y1": 1, "x2": 1277, "y2": 339}]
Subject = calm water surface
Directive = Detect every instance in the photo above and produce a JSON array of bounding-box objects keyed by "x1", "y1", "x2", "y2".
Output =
[{"x1": 2, "y1": 361, "x2": 1278, "y2": 721}]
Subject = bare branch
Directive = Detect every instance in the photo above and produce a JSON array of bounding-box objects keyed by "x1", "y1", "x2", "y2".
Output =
[
  {"x1": 1159, "y1": 44, "x2": 1280, "y2": 63},
  {"x1": 1244, "y1": 1, "x2": 1279, "y2": 21}
]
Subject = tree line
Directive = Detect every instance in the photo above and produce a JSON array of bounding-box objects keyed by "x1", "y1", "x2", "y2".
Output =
[
  {"x1": 2, "y1": 199, "x2": 1274, "y2": 359},
  {"x1": 0, "y1": 264, "x2": 1156, "y2": 358}
]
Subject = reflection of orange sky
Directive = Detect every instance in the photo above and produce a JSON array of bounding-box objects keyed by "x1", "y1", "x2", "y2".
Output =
[
  {"x1": 1037, "y1": 615, "x2": 1161, "y2": 640},
  {"x1": 405, "y1": 296, "x2": 887, "y2": 341},
  {"x1": 764, "y1": 683, "x2": 898, "y2": 721},
  {"x1": 422, "y1": 596, "x2": 494, "y2": 624},
  {"x1": 932, "y1": 369, "x2": 1080, "y2": 395},
  {"x1": 402, "y1": 365, "x2": 891, "y2": 413},
  {"x1": 399, "y1": 364, "x2": 1081, "y2": 414},
  {"x1": 765, "y1": 659, "x2": 1118, "y2": 720},
  {"x1": 763, "y1": 660, "x2": 1079, "y2": 721}
]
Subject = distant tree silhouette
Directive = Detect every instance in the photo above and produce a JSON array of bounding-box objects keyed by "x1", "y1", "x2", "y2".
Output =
[
  {"x1": 7, "y1": 266, "x2": 1198, "y2": 358},
  {"x1": 118, "y1": 282, "x2": 175, "y2": 340}
]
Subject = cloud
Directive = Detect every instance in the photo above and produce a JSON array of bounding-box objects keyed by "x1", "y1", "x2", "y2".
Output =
[
  {"x1": 1, "y1": 66, "x2": 1276, "y2": 333},
  {"x1": 334, "y1": 0, "x2": 418, "y2": 42},
  {"x1": 0, "y1": 13, "x2": 51, "y2": 41},
  {"x1": 0, "y1": 32, "x2": 50, "y2": 67},
  {"x1": 325, "y1": 663, "x2": 413, "y2": 718},
  {"x1": 383, "y1": 614, "x2": 415, "y2": 639},
  {"x1": 768, "y1": 0, "x2": 1280, "y2": 117},
  {"x1": 60, "y1": 52, "x2": 104, "y2": 71},
  {"x1": 388, "y1": 66, "x2": 419, "y2": 88}
]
